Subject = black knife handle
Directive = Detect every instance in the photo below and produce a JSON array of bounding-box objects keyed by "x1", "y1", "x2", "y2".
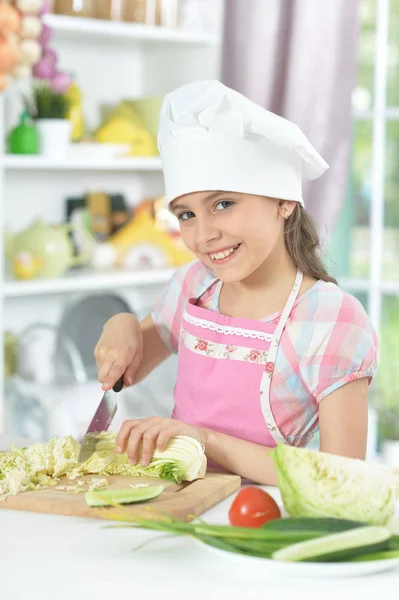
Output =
[{"x1": 113, "y1": 376, "x2": 124, "y2": 393}]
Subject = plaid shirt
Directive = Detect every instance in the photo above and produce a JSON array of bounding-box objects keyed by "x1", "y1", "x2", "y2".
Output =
[{"x1": 151, "y1": 260, "x2": 379, "y2": 447}]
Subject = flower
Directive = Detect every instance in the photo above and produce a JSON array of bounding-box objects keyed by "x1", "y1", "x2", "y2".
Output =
[
  {"x1": 223, "y1": 344, "x2": 237, "y2": 359},
  {"x1": 265, "y1": 361, "x2": 274, "y2": 373},
  {"x1": 195, "y1": 339, "x2": 209, "y2": 352},
  {"x1": 225, "y1": 345, "x2": 237, "y2": 353},
  {"x1": 246, "y1": 349, "x2": 262, "y2": 363}
]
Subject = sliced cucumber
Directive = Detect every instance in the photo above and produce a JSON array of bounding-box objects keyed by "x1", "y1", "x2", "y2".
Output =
[
  {"x1": 272, "y1": 526, "x2": 391, "y2": 563},
  {"x1": 264, "y1": 517, "x2": 366, "y2": 535},
  {"x1": 349, "y1": 549, "x2": 399, "y2": 562},
  {"x1": 85, "y1": 485, "x2": 164, "y2": 507}
]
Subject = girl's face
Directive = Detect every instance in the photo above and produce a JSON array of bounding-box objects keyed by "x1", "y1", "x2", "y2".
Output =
[{"x1": 170, "y1": 191, "x2": 294, "y2": 283}]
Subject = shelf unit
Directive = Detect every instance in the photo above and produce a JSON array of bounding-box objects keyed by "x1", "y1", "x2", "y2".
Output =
[
  {"x1": 0, "y1": 7, "x2": 223, "y2": 434},
  {"x1": 4, "y1": 267, "x2": 175, "y2": 298},
  {"x1": 3, "y1": 155, "x2": 162, "y2": 171},
  {"x1": 43, "y1": 13, "x2": 221, "y2": 45}
]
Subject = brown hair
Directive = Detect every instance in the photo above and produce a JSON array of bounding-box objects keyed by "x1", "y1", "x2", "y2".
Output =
[{"x1": 284, "y1": 204, "x2": 338, "y2": 285}]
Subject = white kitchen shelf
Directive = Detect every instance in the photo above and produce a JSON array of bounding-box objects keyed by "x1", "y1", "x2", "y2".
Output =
[
  {"x1": 340, "y1": 277, "x2": 399, "y2": 295},
  {"x1": 3, "y1": 155, "x2": 162, "y2": 171},
  {"x1": 4, "y1": 267, "x2": 175, "y2": 298},
  {"x1": 43, "y1": 14, "x2": 220, "y2": 46},
  {"x1": 0, "y1": 2, "x2": 223, "y2": 435}
]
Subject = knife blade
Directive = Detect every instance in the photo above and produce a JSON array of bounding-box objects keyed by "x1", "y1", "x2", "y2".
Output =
[{"x1": 78, "y1": 376, "x2": 124, "y2": 463}]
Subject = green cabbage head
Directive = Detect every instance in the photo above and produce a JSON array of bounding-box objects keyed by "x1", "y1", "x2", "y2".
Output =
[{"x1": 271, "y1": 444, "x2": 399, "y2": 526}]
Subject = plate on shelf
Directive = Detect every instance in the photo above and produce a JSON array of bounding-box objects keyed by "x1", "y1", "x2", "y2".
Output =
[
  {"x1": 195, "y1": 539, "x2": 399, "y2": 578},
  {"x1": 54, "y1": 293, "x2": 134, "y2": 382}
]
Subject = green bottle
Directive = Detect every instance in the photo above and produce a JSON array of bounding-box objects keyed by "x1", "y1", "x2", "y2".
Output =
[{"x1": 7, "y1": 111, "x2": 39, "y2": 155}]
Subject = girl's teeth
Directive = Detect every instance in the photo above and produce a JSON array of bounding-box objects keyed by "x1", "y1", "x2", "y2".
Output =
[{"x1": 210, "y1": 246, "x2": 238, "y2": 260}]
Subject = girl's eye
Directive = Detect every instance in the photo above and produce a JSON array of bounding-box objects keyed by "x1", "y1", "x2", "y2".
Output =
[
  {"x1": 215, "y1": 200, "x2": 234, "y2": 211},
  {"x1": 178, "y1": 211, "x2": 195, "y2": 221}
]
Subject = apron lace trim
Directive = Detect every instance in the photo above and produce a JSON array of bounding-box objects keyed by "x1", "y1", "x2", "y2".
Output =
[{"x1": 183, "y1": 312, "x2": 274, "y2": 341}]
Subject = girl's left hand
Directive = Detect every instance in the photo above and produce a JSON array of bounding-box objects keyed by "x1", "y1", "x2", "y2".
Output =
[{"x1": 115, "y1": 417, "x2": 205, "y2": 466}]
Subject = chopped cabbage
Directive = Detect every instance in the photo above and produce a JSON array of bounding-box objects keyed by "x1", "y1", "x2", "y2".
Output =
[
  {"x1": 55, "y1": 477, "x2": 109, "y2": 494},
  {"x1": 271, "y1": 444, "x2": 399, "y2": 526},
  {"x1": 75, "y1": 433, "x2": 206, "y2": 483},
  {"x1": 0, "y1": 433, "x2": 206, "y2": 500}
]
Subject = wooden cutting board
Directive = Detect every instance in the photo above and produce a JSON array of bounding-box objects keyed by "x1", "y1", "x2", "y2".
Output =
[{"x1": 0, "y1": 471, "x2": 241, "y2": 522}]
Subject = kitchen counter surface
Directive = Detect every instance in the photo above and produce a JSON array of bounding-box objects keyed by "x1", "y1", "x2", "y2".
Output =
[{"x1": 1, "y1": 436, "x2": 399, "y2": 600}]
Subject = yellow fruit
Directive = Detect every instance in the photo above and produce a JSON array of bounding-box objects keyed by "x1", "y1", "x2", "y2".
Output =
[{"x1": 95, "y1": 101, "x2": 158, "y2": 156}]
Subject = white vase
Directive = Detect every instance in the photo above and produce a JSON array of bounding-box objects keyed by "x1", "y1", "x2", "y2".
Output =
[{"x1": 36, "y1": 119, "x2": 71, "y2": 158}]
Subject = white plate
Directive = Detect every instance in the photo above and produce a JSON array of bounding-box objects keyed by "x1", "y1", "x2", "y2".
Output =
[
  {"x1": 195, "y1": 539, "x2": 399, "y2": 578},
  {"x1": 55, "y1": 293, "x2": 133, "y2": 381}
]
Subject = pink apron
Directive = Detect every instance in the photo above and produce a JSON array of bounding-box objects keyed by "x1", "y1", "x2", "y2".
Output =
[{"x1": 172, "y1": 270, "x2": 303, "y2": 456}]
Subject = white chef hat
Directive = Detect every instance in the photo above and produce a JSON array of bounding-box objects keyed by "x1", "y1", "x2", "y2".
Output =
[{"x1": 158, "y1": 80, "x2": 329, "y2": 207}]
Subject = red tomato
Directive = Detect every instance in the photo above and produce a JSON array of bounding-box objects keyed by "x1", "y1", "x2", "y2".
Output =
[{"x1": 228, "y1": 487, "x2": 281, "y2": 528}]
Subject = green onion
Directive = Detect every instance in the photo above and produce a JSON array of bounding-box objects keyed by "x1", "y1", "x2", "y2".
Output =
[
  {"x1": 102, "y1": 507, "x2": 327, "y2": 558},
  {"x1": 102, "y1": 508, "x2": 399, "y2": 562}
]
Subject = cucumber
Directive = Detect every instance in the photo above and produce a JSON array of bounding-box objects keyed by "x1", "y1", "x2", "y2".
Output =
[
  {"x1": 85, "y1": 485, "x2": 164, "y2": 507},
  {"x1": 349, "y1": 549, "x2": 399, "y2": 562},
  {"x1": 264, "y1": 517, "x2": 366, "y2": 535},
  {"x1": 388, "y1": 535, "x2": 399, "y2": 550},
  {"x1": 272, "y1": 526, "x2": 391, "y2": 563}
]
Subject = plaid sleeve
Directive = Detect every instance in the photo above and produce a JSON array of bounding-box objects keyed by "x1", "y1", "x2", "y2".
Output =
[
  {"x1": 151, "y1": 260, "x2": 215, "y2": 353},
  {"x1": 300, "y1": 290, "x2": 380, "y2": 403}
]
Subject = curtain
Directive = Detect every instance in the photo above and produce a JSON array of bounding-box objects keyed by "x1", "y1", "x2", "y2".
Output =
[{"x1": 221, "y1": 0, "x2": 360, "y2": 241}]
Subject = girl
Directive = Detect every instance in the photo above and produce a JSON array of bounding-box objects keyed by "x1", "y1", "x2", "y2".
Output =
[{"x1": 95, "y1": 80, "x2": 379, "y2": 485}]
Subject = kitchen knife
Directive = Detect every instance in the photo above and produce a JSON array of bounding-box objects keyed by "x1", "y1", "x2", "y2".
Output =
[{"x1": 77, "y1": 376, "x2": 124, "y2": 463}]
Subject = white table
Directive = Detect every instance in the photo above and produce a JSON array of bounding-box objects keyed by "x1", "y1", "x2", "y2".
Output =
[{"x1": 1, "y1": 437, "x2": 399, "y2": 600}]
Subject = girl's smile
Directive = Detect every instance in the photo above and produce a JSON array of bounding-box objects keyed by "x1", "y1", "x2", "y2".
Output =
[{"x1": 208, "y1": 243, "x2": 242, "y2": 264}]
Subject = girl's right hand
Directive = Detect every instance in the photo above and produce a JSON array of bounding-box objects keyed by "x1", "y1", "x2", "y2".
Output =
[{"x1": 94, "y1": 313, "x2": 143, "y2": 391}]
